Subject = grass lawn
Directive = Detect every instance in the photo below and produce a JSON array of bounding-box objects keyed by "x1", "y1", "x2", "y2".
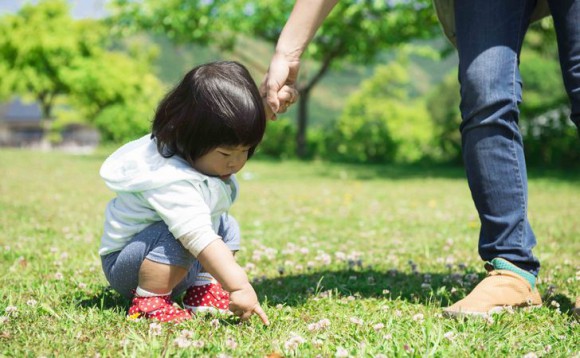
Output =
[{"x1": 0, "y1": 148, "x2": 578, "y2": 357}]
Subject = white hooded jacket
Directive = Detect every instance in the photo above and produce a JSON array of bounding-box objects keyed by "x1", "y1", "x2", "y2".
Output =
[{"x1": 99, "y1": 134, "x2": 238, "y2": 257}]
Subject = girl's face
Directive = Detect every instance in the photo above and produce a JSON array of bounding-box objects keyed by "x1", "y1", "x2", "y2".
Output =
[{"x1": 192, "y1": 145, "x2": 251, "y2": 180}]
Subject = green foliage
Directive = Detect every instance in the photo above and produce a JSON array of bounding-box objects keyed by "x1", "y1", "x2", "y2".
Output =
[
  {"x1": 519, "y1": 50, "x2": 567, "y2": 118},
  {"x1": 521, "y1": 109, "x2": 580, "y2": 167},
  {"x1": 60, "y1": 50, "x2": 164, "y2": 143},
  {"x1": 327, "y1": 62, "x2": 435, "y2": 163},
  {"x1": 0, "y1": 0, "x2": 166, "y2": 144},
  {"x1": 233, "y1": 0, "x2": 439, "y2": 65},
  {"x1": 109, "y1": 0, "x2": 235, "y2": 49},
  {"x1": 111, "y1": 0, "x2": 441, "y2": 157},
  {"x1": 234, "y1": 0, "x2": 441, "y2": 157},
  {"x1": 0, "y1": 0, "x2": 106, "y2": 118},
  {"x1": 257, "y1": 118, "x2": 297, "y2": 159},
  {"x1": 426, "y1": 70, "x2": 462, "y2": 164},
  {"x1": 93, "y1": 103, "x2": 152, "y2": 144},
  {"x1": 517, "y1": 48, "x2": 579, "y2": 167}
]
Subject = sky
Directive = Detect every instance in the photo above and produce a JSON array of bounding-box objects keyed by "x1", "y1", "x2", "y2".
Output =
[{"x1": 0, "y1": 0, "x2": 108, "y2": 18}]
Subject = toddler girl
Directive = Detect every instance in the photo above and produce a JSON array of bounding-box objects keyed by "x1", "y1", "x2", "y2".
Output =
[{"x1": 99, "y1": 61, "x2": 269, "y2": 324}]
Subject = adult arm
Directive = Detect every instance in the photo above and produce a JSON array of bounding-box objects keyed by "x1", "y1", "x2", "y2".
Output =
[{"x1": 262, "y1": 0, "x2": 338, "y2": 114}]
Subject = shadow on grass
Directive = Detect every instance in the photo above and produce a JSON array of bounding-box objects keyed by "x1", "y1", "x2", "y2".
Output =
[
  {"x1": 253, "y1": 268, "x2": 578, "y2": 316},
  {"x1": 73, "y1": 269, "x2": 577, "y2": 317},
  {"x1": 318, "y1": 162, "x2": 580, "y2": 183},
  {"x1": 75, "y1": 286, "x2": 130, "y2": 312},
  {"x1": 252, "y1": 268, "x2": 469, "y2": 308},
  {"x1": 252, "y1": 156, "x2": 580, "y2": 183}
]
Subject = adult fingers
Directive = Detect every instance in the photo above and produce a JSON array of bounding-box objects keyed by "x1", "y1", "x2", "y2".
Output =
[
  {"x1": 262, "y1": 97, "x2": 277, "y2": 121},
  {"x1": 276, "y1": 85, "x2": 299, "y2": 114},
  {"x1": 264, "y1": 58, "x2": 291, "y2": 113}
]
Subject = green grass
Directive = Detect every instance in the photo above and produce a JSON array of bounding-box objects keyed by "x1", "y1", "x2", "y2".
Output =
[{"x1": 1, "y1": 148, "x2": 578, "y2": 357}]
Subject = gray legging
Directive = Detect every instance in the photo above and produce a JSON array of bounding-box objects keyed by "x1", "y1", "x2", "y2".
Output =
[{"x1": 101, "y1": 214, "x2": 240, "y2": 299}]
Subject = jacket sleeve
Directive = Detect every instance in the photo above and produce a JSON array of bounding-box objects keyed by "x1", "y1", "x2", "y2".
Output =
[{"x1": 141, "y1": 180, "x2": 220, "y2": 256}]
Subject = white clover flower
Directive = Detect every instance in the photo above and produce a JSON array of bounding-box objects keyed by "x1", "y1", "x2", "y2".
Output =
[
  {"x1": 308, "y1": 318, "x2": 331, "y2": 331},
  {"x1": 5, "y1": 306, "x2": 17, "y2": 314},
  {"x1": 225, "y1": 336, "x2": 237, "y2": 349},
  {"x1": 335, "y1": 347, "x2": 349, "y2": 357},
  {"x1": 522, "y1": 353, "x2": 538, "y2": 358},
  {"x1": 443, "y1": 331, "x2": 455, "y2": 341},
  {"x1": 349, "y1": 317, "x2": 363, "y2": 325},
  {"x1": 174, "y1": 337, "x2": 192, "y2": 348},
  {"x1": 179, "y1": 329, "x2": 194, "y2": 339},
  {"x1": 191, "y1": 340, "x2": 205, "y2": 348},
  {"x1": 412, "y1": 313, "x2": 424, "y2": 321},
  {"x1": 312, "y1": 339, "x2": 323, "y2": 348},
  {"x1": 284, "y1": 334, "x2": 306, "y2": 351},
  {"x1": 148, "y1": 322, "x2": 163, "y2": 336}
]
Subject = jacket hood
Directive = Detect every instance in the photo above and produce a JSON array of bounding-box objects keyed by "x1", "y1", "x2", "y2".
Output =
[{"x1": 100, "y1": 134, "x2": 207, "y2": 192}]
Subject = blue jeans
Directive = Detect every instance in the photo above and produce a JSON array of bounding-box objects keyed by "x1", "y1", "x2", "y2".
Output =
[
  {"x1": 101, "y1": 214, "x2": 241, "y2": 299},
  {"x1": 454, "y1": 0, "x2": 580, "y2": 276}
]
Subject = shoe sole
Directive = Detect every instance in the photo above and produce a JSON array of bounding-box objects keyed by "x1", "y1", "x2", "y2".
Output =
[{"x1": 443, "y1": 304, "x2": 542, "y2": 318}]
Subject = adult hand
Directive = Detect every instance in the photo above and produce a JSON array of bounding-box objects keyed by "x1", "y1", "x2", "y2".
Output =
[
  {"x1": 229, "y1": 283, "x2": 270, "y2": 325},
  {"x1": 260, "y1": 52, "x2": 301, "y2": 120}
]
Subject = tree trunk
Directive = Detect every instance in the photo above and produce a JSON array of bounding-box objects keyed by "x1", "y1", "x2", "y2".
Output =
[
  {"x1": 38, "y1": 92, "x2": 55, "y2": 148},
  {"x1": 293, "y1": 46, "x2": 342, "y2": 158},
  {"x1": 296, "y1": 88, "x2": 310, "y2": 158}
]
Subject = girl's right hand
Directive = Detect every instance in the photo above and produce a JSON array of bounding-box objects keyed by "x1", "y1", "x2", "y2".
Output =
[{"x1": 229, "y1": 283, "x2": 270, "y2": 325}]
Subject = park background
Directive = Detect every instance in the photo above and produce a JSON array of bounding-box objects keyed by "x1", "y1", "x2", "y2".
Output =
[{"x1": 1, "y1": 1, "x2": 578, "y2": 357}]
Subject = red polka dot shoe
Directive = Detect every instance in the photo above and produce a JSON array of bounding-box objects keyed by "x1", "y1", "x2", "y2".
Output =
[
  {"x1": 183, "y1": 273, "x2": 230, "y2": 314},
  {"x1": 128, "y1": 294, "x2": 192, "y2": 323}
]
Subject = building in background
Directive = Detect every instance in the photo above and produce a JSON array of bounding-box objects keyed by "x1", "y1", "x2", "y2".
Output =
[{"x1": 0, "y1": 98, "x2": 99, "y2": 151}]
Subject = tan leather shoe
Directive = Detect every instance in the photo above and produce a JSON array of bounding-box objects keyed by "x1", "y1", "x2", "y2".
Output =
[
  {"x1": 443, "y1": 260, "x2": 542, "y2": 318},
  {"x1": 574, "y1": 297, "x2": 580, "y2": 318}
]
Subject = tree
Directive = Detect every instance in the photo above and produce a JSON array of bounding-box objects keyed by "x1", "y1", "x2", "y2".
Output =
[
  {"x1": 0, "y1": 0, "x2": 166, "y2": 144},
  {"x1": 327, "y1": 60, "x2": 435, "y2": 163},
  {"x1": 61, "y1": 50, "x2": 165, "y2": 143},
  {"x1": 109, "y1": 0, "x2": 234, "y2": 47},
  {"x1": 0, "y1": 0, "x2": 105, "y2": 121},
  {"x1": 230, "y1": 0, "x2": 441, "y2": 157},
  {"x1": 110, "y1": 0, "x2": 440, "y2": 157}
]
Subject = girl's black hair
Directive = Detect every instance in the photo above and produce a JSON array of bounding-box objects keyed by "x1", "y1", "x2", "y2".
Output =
[{"x1": 152, "y1": 61, "x2": 266, "y2": 164}]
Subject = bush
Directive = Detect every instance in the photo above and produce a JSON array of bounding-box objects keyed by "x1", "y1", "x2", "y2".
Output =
[
  {"x1": 257, "y1": 117, "x2": 297, "y2": 159},
  {"x1": 425, "y1": 70, "x2": 462, "y2": 164},
  {"x1": 325, "y1": 62, "x2": 435, "y2": 164},
  {"x1": 521, "y1": 108, "x2": 580, "y2": 168},
  {"x1": 94, "y1": 103, "x2": 153, "y2": 143}
]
